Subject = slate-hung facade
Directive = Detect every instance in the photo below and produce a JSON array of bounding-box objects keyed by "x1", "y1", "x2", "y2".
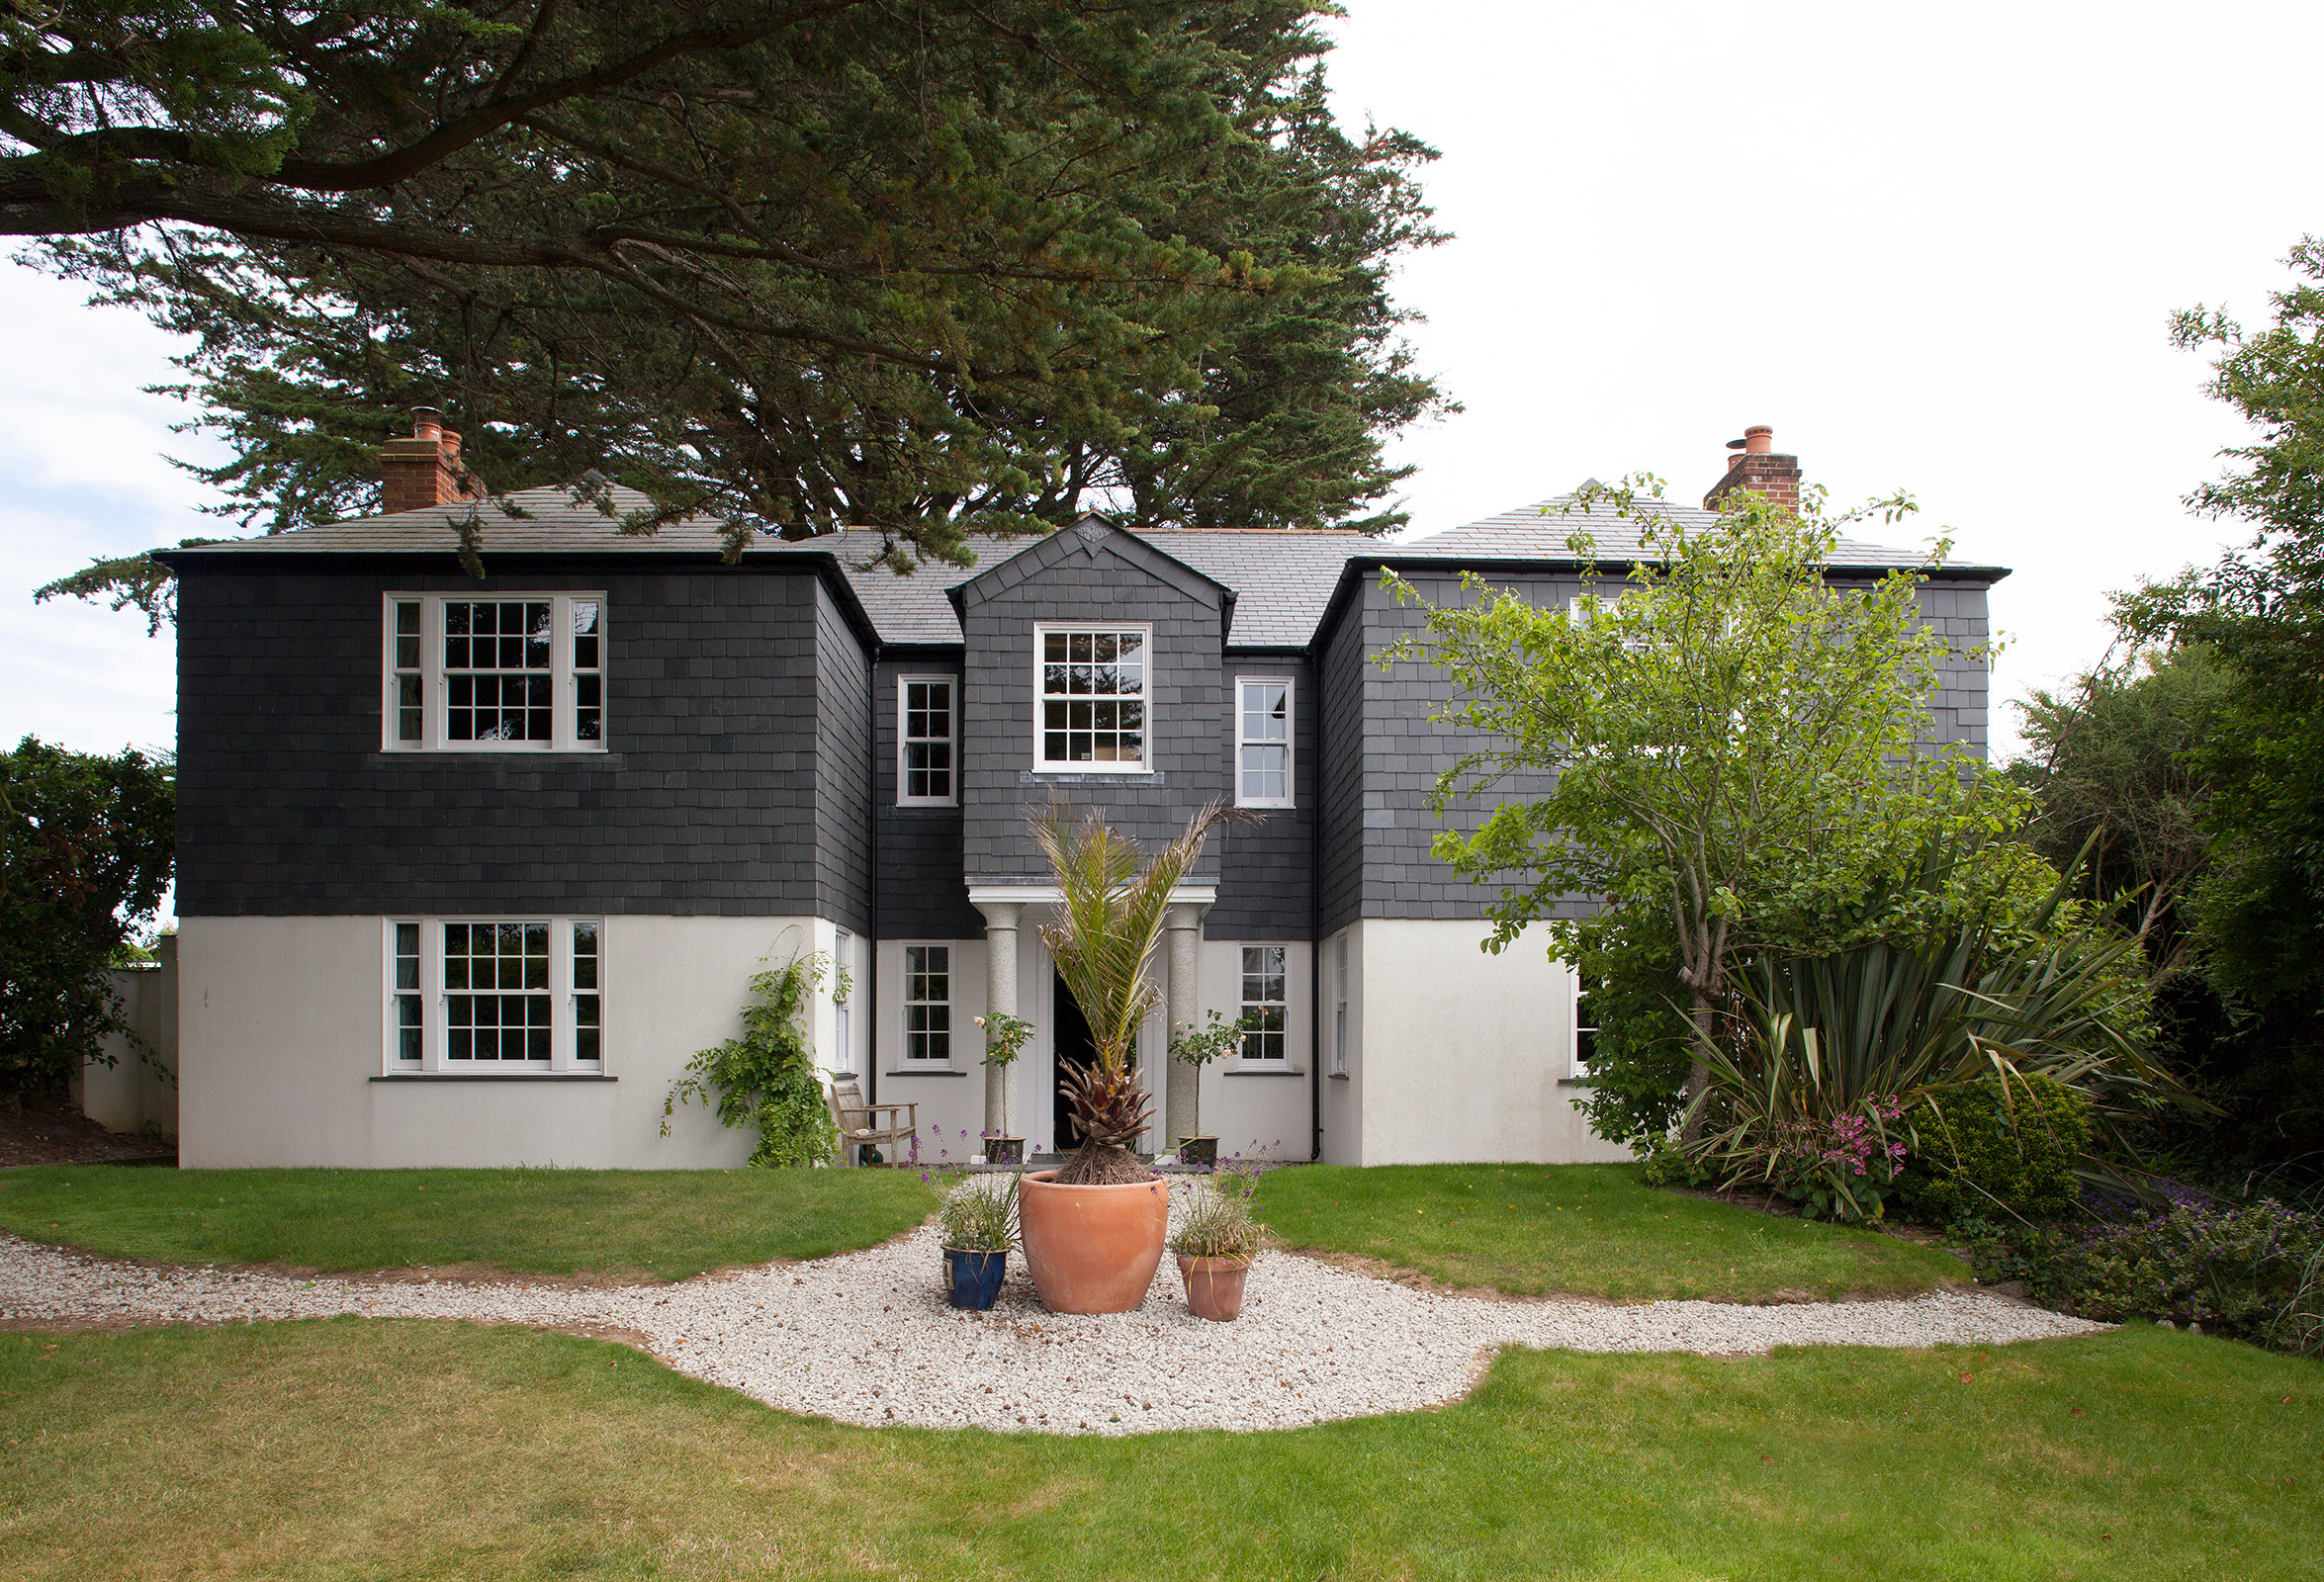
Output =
[{"x1": 159, "y1": 423, "x2": 2005, "y2": 1170}]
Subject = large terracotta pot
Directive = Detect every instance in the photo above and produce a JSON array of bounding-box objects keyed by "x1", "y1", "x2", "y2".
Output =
[
  {"x1": 1018, "y1": 1168, "x2": 1169, "y2": 1314},
  {"x1": 1176, "y1": 1254, "x2": 1252, "y2": 1322}
]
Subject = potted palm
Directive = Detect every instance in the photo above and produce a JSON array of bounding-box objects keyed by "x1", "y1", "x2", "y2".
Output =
[
  {"x1": 1018, "y1": 800, "x2": 1246, "y2": 1314},
  {"x1": 973, "y1": 1011, "x2": 1032, "y2": 1166},
  {"x1": 938, "y1": 1171, "x2": 1019, "y2": 1310},
  {"x1": 1168, "y1": 1170, "x2": 1262, "y2": 1321},
  {"x1": 1167, "y1": 1009, "x2": 1257, "y2": 1167}
]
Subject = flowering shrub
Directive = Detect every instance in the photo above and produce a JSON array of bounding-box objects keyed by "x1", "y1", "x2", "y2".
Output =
[
  {"x1": 1955, "y1": 1193, "x2": 2324, "y2": 1355},
  {"x1": 1755, "y1": 1099, "x2": 1911, "y2": 1221},
  {"x1": 1897, "y1": 1074, "x2": 2089, "y2": 1226}
]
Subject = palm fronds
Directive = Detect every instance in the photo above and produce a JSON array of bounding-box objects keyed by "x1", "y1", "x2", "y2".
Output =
[
  {"x1": 1032, "y1": 800, "x2": 1245, "y2": 1074},
  {"x1": 1031, "y1": 799, "x2": 1247, "y2": 1186}
]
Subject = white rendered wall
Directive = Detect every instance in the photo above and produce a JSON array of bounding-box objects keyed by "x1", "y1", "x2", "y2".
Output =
[
  {"x1": 177, "y1": 915, "x2": 832, "y2": 1169},
  {"x1": 870, "y1": 935, "x2": 988, "y2": 1166},
  {"x1": 1188, "y1": 937, "x2": 1310, "y2": 1163},
  {"x1": 1335, "y1": 919, "x2": 1629, "y2": 1167}
]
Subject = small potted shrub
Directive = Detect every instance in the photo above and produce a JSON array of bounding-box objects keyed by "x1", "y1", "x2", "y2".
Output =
[
  {"x1": 1168, "y1": 1170, "x2": 1262, "y2": 1321},
  {"x1": 1167, "y1": 1009, "x2": 1257, "y2": 1167},
  {"x1": 974, "y1": 1011, "x2": 1033, "y2": 1166},
  {"x1": 938, "y1": 1172, "x2": 1019, "y2": 1310}
]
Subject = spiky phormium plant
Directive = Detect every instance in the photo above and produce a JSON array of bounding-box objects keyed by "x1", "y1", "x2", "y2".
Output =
[{"x1": 1034, "y1": 800, "x2": 1247, "y2": 1186}]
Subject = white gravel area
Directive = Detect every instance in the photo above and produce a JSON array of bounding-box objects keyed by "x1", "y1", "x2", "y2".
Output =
[{"x1": 0, "y1": 1194, "x2": 2107, "y2": 1436}]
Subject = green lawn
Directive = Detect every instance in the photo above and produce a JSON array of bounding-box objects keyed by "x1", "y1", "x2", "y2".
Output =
[
  {"x1": 1254, "y1": 1163, "x2": 1971, "y2": 1302},
  {"x1": 1, "y1": 1319, "x2": 2315, "y2": 1579},
  {"x1": 0, "y1": 1166, "x2": 938, "y2": 1282}
]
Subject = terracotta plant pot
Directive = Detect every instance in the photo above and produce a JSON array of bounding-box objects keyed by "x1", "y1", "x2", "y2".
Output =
[
  {"x1": 1176, "y1": 1254, "x2": 1252, "y2": 1321},
  {"x1": 1018, "y1": 1168, "x2": 1169, "y2": 1314}
]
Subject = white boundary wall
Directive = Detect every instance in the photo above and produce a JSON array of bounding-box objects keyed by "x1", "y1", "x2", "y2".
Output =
[
  {"x1": 177, "y1": 915, "x2": 826, "y2": 1169},
  {"x1": 1322, "y1": 919, "x2": 1629, "y2": 1167}
]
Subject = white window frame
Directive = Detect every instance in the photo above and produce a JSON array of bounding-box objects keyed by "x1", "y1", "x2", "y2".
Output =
[
  {"x1": 379, "y1": 916, "x2": 607, "y2": 1074},
  {"x1": 833, "y1": 929, "x2": 854, "y2": 1067},
  {"x1": 896, "y1": 674, "x2": 958, "y2": 806},
  {"x1": 381, "y1": 592, "x2": 608, "y2": 753},
  {"x1": 1572, "y1": 968, "x2": 1600, "y2": 1081},
  {"x1": 901, "y1": 943, "x2": 954, "y2": 1066},
  {"x1": 1234, "y1": 675, "x2": 1295, "y2": 808},
  {"x1": 1331, "y1": 932, "x2": 1350, "y2": 1078},
  {"x1": 1236, "y1": 943, "x2": 1290, "y2": 1065},
  {"x1": 1031, "y1": 623, "x2": 1154, "y2": 774}
]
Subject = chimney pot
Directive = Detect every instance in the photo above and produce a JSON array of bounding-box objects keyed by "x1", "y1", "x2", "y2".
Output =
[
  {"x1": 410, "y1": 406, "x2": 443, "y2": 442},
  {"x1": 1743, "y1": 425, "x2": 1774, "y2": 455}
]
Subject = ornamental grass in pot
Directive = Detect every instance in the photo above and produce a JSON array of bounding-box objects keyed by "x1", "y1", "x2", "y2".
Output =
[
  {"x1": 1169, "y1": 1170, "x2": 1262, "y2": 1321},
  {"x1": 1019, "y1": 800, "x2": 1247, "y2": 1315},
  {"x1": 937, "y1": 1172, "x2": 1019, "y2": 1311}
]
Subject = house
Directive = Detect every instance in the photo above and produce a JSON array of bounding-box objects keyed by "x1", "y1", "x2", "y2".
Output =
[{"x1": 157, "y1": 418, "x2": 2005, "y2": 1170}]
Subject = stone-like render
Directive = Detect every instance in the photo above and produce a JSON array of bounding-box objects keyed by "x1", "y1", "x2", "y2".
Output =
[{"x1": 154, "y1": 418, "x2": 2003, "y2": 1170}]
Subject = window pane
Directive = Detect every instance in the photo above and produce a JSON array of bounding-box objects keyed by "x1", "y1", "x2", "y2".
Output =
[
  {"x1": 903, "y1": 945, "x2": 950, "y2": 1059},
  {"x1": 1240, "y1": 945, "x2": 1289, "y2": 1060}
]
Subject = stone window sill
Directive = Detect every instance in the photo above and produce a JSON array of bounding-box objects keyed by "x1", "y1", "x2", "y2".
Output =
[
  {"x1": 1225, "y1": 1066, "x2": 1305, "y2": 1078},
  {"x1": 883, "y1": 1068, "x2": 968, "y2": 1078}
]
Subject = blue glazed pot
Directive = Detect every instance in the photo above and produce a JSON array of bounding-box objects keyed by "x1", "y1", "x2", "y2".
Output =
[{"x1": 942, "y1": 1247, "x2": 1008, "y2": 1310}]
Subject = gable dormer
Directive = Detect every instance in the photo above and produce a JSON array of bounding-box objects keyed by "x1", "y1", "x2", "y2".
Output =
[{"x1": 950, "y1": 515, "x2": 1235, "y2": 883}]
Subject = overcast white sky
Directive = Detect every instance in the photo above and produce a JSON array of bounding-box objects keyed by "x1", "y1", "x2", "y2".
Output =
[{"x1": 3, "y1": 0, "x2": 2318, "y2": 765}]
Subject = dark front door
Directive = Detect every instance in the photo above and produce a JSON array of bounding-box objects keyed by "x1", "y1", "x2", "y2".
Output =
[{"x1": 1052, "y1": 972, "x2": 1099, "y2": 1149}]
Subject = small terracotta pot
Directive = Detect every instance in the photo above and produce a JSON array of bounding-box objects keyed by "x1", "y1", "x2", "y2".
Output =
[
  {"x1": 1018, "y1": 1168, "x2": 1168, "y2": 1314},
  {"x1": 1176, "y1": 1254, "x2": 1252, "y2": 1321}
]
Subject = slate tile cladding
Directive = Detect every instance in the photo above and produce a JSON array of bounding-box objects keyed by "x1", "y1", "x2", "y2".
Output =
[
  {"x1": 1316, "y1": 591, "x2": 1370, "y2": 938},
  {"x1": 172, "y1": 561, "x2": 861, "y2": 918},
  {"x1": 1317, "y1": 569, "x2": 1998, "y2": 928},
  {"x1": 1210, "y1": 654, "x2": 1315, "y2": 939},
  {"x1": 955, "y1": 526, "x2": 1236, "y2": 885},
  {"x1": 813, "y1": 579, "x2": 874, "y2": 933},
  {"x1": 872, "y1": 657, "x2": 982, "y2": 938}
]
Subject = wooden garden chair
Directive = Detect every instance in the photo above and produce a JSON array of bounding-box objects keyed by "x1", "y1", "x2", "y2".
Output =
[{"x1": 828, "y1": 1078, "x2": 917, "y2": 1167}]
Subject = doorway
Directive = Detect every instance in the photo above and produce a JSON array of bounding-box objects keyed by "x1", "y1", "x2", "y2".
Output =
[{"x1": 1051, "y1": 971, "x2": 1099, "y2": 1149}]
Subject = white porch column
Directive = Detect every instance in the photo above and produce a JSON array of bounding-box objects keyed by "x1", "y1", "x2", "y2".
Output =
[
  {"x1": 1164, "y1": 903, "x2": 1207, "y2": 1147},
  {"x1": 975, "y1": 901, "x2": 1023, "y2": 1140}
]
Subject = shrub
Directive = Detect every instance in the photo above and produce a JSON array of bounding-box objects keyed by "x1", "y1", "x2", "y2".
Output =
[
  {"x1": 663, "y1": 951, "x2": 841, "y2": 1168},
  {"x1": 0, "y1": 738, "x2": 174, "y2": 1101},
  {"x1": 1956, "y1": 1196, "x2": 2324, "y2": 1354},
  {"x1": 1169, "y1": 1169, "x2": 1262, "y2": 1263},
  {"x1": 1898, "y1": 1075, "x2": 2091, "y2": 1225},
  {"x1": 936, "y1": 1174, "x2": 1019, "y2": 1253}
]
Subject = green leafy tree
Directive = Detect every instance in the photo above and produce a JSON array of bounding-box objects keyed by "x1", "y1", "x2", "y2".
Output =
[
  {"x1": 0, "y1": 738, "x2": 176, "y2": 1104},
  {"x1": 2087, "y1": 237, "x2": 2324, "y2": 1178},
  {"x1": 2009, "y1": 643, "x2": 2227, "y2": 988},
  {"x1": 11, "y1": 1, "x2": 1450, "y2": 626},
  {"x1": 1385, "y1": 481, "x2": 2021, "y2": 1140},
  {"x1": 2117, "y1": 236, "x2": 2324, "y2": 1012}
]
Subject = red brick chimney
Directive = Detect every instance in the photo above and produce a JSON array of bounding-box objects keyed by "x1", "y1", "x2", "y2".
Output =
[
  {"x1": 379, "y1": 407, "x2": 485, "y2": 514},
  {"x1": 1703, "y1": 424, "x2": 1801, "y2": 514}
]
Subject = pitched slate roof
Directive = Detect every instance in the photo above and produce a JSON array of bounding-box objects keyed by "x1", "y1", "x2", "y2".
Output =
[
  {"x1": 166, "y1": 483, "x2": 2004, "y2": 650},
  {"x1": 1388, "y1": 491, "x2": 1991, "y2": 575},
  {"x1": 162, "y1": 483, "x2": 740, "y2": 555},
  {"x1": 819, "y1": 527, "x2": 1372, "y2": 648}
]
